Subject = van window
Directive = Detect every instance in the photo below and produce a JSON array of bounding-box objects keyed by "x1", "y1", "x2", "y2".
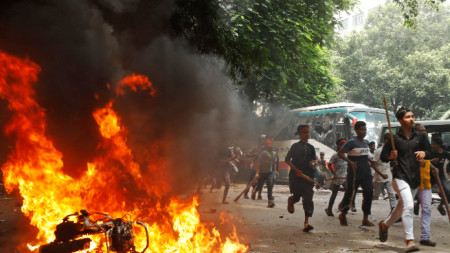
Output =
[
  {"x1": 429, "y1": 131, "x2": 450, "y2": 152},
  {"x1": 379, "y1": 126, "x2": 400, "y2": 144},
  {"x1": 442, "y1": 133, "x2": 450, "y2": 151},
  {"x1": 380, "y1": 122, "x2": 450, "y2": 152}
]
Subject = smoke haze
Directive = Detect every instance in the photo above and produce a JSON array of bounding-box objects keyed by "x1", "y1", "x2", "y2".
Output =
[{"x1": 0, "y1": 0, "x2": 254, "y2": 195}]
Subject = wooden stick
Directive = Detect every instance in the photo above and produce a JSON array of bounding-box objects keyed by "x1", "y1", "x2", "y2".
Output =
[
  {"x1": 431, "y1": 163, "x2": 450, "y2": 222},
  {"x1": 383, "y1": 96, "x2": 398, "y2": 166},
  {"x1": 234, "y1": 176, "x2": 258, "y2": 202},
  {"x1": 287, "y1": 162, "x2": 320, "y2": 185},
  {"x1": 298, "y1": 172, "x2": 320, "y2": 185},
  {"x1": 325, "y1": 176, "x2": 347, "y2": 181}
]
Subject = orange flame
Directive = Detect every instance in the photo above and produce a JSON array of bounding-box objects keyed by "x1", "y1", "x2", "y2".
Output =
[
  {"x1": 0, "y1": 51, "x2": 248, "y2": 253},
  {"x1": 116, "y1": 74, "x2": 156, "y2": 96}
]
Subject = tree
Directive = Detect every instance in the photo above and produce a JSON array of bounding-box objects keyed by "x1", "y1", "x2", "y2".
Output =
[
  {"x1": 172, "y1": 0, "x2": 358, "y2": 115},
  {"x1": 229, "y1": 1, "x2": 353, "y2": 113},
  {"x1": 333, "y1": 2, "x2": 450, "y2": 119},
  {"x1": 392, "y1": 0, "x2": 447, "y2": 27}
]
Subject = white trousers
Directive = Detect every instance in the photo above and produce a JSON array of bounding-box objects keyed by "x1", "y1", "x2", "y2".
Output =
[{"x1": 385, "y1": 178, "x2": 417, "y2": 241}]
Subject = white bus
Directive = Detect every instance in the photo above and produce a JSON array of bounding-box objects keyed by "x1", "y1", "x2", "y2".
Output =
[{"x1": 272, "y1": 103, "x2": 396, "y2": 184}]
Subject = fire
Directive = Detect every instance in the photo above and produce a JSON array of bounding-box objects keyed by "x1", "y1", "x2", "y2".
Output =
[
  {"x1": 116, "y1": 74, "x2": 156, "y2": 96},
  {"x1": 94, "y1": 101, "x2": 122, "y2": 139},
  {"x1": 0, "y1": 51, "x2": 248, "y2": 253}
]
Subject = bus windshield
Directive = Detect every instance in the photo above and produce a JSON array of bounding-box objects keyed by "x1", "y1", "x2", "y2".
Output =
[{"x1": 348, "y1": 111, "x2": 395, "y2": 144}]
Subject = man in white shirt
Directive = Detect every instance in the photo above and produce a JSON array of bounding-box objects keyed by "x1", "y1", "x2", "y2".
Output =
[{"x1": 373, "y1": 134, "x2": 396, "y2": 211}]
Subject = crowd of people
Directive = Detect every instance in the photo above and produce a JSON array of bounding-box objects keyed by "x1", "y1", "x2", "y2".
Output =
[
  {"x1": 203, "y1": 106, "x2": 449, "y2": 253},
  {"x1": 206, "y1": 136, "x2": 280, "y2": 206}
]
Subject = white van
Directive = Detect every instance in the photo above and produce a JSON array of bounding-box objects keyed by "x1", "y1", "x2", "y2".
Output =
[
  {"x1": 378, "y1": 120, "x2": 450, "y2": 152},
  {"x1": 378, "y1": 120, "x2": 450, "y2": 188}
]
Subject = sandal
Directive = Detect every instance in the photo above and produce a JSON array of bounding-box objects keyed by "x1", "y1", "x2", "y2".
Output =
[
  {"x1": 437, "y1": 204, "x2": 446, "y2": 216},
  {"x1": 419, "y1": 239, "x2": 436, "y2": 247},
  {"x1": 405, "y1": 243, "x2": 420, "y2": 252},
  {"x1": 303, "y1": 224, "x2": 314, "y2": 232},
  {"x1": 362, "y1": 221, "x2": 374, "y2": 227},
  {"x1": 378, "y1": 221, "x2": 388, "y2": 242}
]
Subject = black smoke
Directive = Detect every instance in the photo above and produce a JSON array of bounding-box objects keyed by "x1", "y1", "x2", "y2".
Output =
[{"x1": 0, "y1": 0, "x2": 256, "y2": 194}]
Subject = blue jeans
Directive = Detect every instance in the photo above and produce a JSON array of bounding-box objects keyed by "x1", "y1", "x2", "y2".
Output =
[
  {"x1": 315, "y1": 170, "x2": 325, "y2": 188},
  {"x1": 417, "y1": 189, "x2": 432, "y2": 240},
  {"x1": 374, "y1": 181, "x2": 397, "y2": 210},
  {"x1": 254, "y1": 171, "x2": 275, "y2": 201},
  {"x1": 244, "y1": 169, "x2": 260, "y2": 196}
]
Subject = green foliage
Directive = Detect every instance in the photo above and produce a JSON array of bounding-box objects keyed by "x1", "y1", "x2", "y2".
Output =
[
  {"x1": 226, "y1": 0, "x2": 360, "y2": 114},
  {"x1": 392, "y1": 0, "x2": 447, "y2": 27},
  {"x1": 439, "y1": 108, "x2": 450, "y2": 120},
  {"x1": 172, "y1": 0, "x2": 358, "y2": 116},
  {"x1": 171, "y1": 0, "x2": 230, "y2": 56},
  {"x1": 333, "y1": 2, "x2": 450, "y2": 119}
]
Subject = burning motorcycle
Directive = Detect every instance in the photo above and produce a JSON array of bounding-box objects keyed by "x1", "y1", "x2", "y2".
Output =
[{"x1": 39, "y1": 210, "x2": 149, "y2": 253}]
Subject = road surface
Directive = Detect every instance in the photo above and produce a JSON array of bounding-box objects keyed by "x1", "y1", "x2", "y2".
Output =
[
  {"x1": 1, "y1": 184, "x2": 449, "y2": 252},
  {"x1": 199, "y1": 183, "x2": 450, "y2": 253}
]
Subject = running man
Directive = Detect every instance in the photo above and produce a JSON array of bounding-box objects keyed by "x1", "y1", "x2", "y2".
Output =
[
  {"x1": 252, "y1": 139, "x2": 279, "y2": 207},
  {"x1": 373, "y1": 133, "x2": 396, "y2": 211},
  {"x1": 325, "y1": 138, "x2": 348, "y2": 217},
  {"x1": 285, "y1": 125, "x2": 317, "y2": 232},
  {"x1": 379, "y1": 107, "x2": 431, "y2": 252},
  {"x1": 337, "y1": 121, "x2": 387, "y2": 227}
]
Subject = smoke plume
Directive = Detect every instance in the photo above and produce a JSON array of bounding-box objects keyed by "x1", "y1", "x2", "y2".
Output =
[{"x1": 0, "y1": 0, "x2": 253, "y2": 194}]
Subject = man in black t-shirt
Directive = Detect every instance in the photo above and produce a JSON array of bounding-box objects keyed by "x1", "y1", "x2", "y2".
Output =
[
  {"x1": 285, "y1": 125, "x2": 317, "y2": 232},
  {"x1": 337, "y1": 121, "x2": 387, "y2": 227}
]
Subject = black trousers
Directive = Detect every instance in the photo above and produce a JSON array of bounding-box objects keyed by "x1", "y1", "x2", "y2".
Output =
[
  {"x1": 289, "y1": 173, "x2": 314, "y2": 217},
  {"x1": 339, "y1": 174, "x2": 373, "y2": 215},
  {"x1": 438, "y1": 176, "x2": 450, "y2": 205},
  {"x1": 327, "y1": 184, "x2": 340, "y2": 211}
]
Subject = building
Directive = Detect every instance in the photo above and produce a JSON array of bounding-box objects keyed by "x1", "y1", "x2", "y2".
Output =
[{"x1": 336, "y1": 0, "x2": 386, "y2": 35}]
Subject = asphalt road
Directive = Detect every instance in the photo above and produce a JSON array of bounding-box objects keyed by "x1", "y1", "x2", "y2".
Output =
[
  {"x1": 199, "y1": 183, "x2": 450, "y2": 253},
  {"x1": 1, "y1": 183, "x2": 449, "y2": 253}
]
